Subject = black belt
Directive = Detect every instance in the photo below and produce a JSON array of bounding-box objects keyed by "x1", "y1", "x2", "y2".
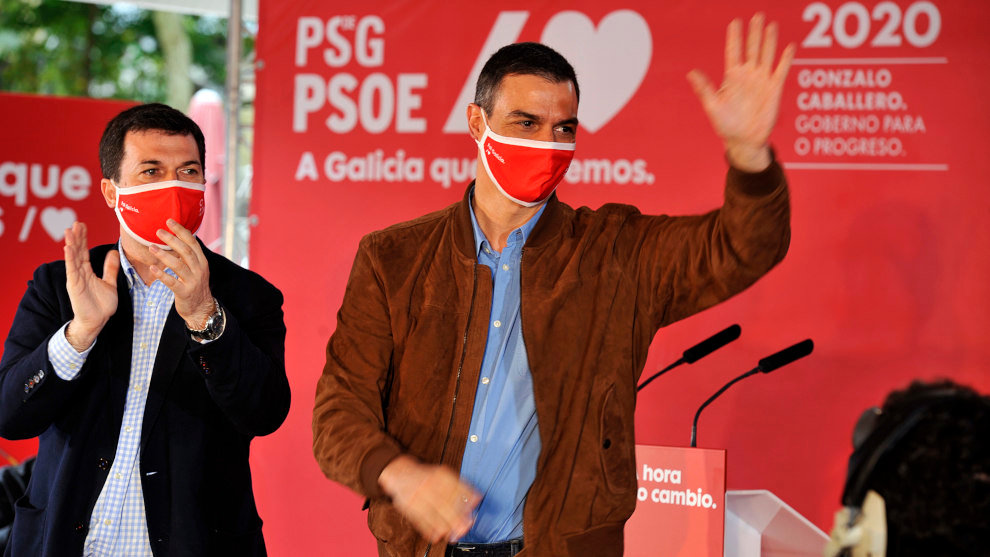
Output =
[{"x1": 445, "y1": 538, "x2": 524, "y2": 556}]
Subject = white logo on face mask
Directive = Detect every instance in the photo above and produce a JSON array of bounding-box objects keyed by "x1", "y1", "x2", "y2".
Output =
[
  {"x1": 485, "y1": 143, "x2": 505, "y2": 164},
  {"x1": 120, "y1": 201, "x2": 140, "y2": 214}
]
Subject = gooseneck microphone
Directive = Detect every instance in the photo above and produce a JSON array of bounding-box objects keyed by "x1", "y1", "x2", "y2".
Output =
[
  {"x1": 757, "y1": 339, "x2": 815, "y2": 373},
  {"x1": 690, "y1": 339, "x2": 814, "y2": 447},
  {"x1": 637, "y1": 324, "x2": 741, "y2": 392}
]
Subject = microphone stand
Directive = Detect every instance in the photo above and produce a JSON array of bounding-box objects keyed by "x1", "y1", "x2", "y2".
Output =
[
  {"x1": 690, "y1": 339, "x2": 814, "y2": 447},
  {"x1": 690, "y1": 367, "x2": 758, "y2": 447},
  {"x1": 637, "y1": 357, "x2": 685, "y2": 392},
  {"x1": 637, "y1": 324, "x2": 741, "y2": 392}
]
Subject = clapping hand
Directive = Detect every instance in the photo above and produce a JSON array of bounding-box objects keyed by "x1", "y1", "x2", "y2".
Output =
[
  {"x1": 63, "y1": 222, "x2": 119, "y2": 352},
  {"x1": 148, "y1": 219, "x2": 215, "y2": 331}
]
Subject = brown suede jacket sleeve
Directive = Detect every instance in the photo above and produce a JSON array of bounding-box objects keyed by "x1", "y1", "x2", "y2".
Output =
[
  {"x1": 614, "y1": 160, "x2": 790, "y2": 330},
  {"x1": 312, "y1": 234, "x2": 401, "y2": 499}
]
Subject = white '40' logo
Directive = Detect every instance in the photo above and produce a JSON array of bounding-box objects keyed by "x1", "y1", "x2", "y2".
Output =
[{"x1": 443, "y1": 10, "x2": 653, "y2": 135}]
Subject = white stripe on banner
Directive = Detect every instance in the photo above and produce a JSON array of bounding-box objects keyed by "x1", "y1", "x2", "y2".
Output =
[
  {"x1": 792, "y1": 57, "x2": 949, "y2": 65},
  {"x1": 783, "y1": 162, "x2": 950, "y2": 171}
]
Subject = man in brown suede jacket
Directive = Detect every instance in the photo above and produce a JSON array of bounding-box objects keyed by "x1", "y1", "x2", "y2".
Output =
[{"x1": 314, "y1": 14, "x2": 795, "y2": 557}]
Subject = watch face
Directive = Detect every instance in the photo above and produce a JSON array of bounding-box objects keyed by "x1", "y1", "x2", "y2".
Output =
[
  {"x1": 202, "y1": 315, "x2": 220, "y2": 338},
  {"x1": 207, "y1": 306, "x2": 225, "y2": 338},
  {"x1": 191, "y1": 305, "x2": 224, "y2": 340}
]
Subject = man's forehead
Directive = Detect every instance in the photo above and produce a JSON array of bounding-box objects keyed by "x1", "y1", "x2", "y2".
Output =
[
  {"x1": 495, "y1": 73, "x2": 576, "y2": 93},
  {"x1": 122, "y1": 130, "x2": 199, "y2": 158},
  {"x1": 490, "y1": 77, "x2": 578, "y2": 121},
  {"x1": 123, "y1": 128, "x2": 194, "y2": 142}
]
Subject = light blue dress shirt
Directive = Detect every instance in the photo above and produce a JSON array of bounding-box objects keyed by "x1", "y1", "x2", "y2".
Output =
[
  {"x1": 459, "y1": 196, "x2": 546, "y2": 542},
  {"x1": 47, "y1": 244, "x2": 177, "y2": 556}
]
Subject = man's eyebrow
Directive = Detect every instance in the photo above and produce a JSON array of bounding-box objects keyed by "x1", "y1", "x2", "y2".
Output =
[
  {"x1": 506, "y1": 110, "x2": 542, "y2": 121},
  {"x1": 505, "y1": 111, "x2": 579, "y2": 128},
  {"x1": 137, "y1": 159, "x2": 202, "y2": 167}
]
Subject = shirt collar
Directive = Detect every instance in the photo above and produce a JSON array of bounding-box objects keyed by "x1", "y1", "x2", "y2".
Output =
[
  {"x1": 117, "y1": 240, "x2": 139, "y2": 289},
  {"x1": 117, "y1": 239, "x2": 176, "y2": 289},
  {"x1": 469, "y1": 188, "x2": 548, "y2": 257}
]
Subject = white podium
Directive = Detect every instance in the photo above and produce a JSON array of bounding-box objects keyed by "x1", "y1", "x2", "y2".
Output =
[{"x1": 724, "y1": 490, "x2": 829, "y2": 557}]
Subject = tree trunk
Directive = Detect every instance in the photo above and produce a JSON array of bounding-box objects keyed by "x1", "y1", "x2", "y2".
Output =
[
  {"x1": 81, "y1": 3, "x2": 97, "y2": 94},
  {"x1": 151, "y1": 11, "x2": 192, "y2": 110}
]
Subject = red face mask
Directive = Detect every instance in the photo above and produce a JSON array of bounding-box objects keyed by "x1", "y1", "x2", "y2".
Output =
[
  {"x1": 476, "y1": 111, "x2": 576, "y2": 207},
  {"x1": 113, "y1": 180, "x2": 206, "y2": 249}
]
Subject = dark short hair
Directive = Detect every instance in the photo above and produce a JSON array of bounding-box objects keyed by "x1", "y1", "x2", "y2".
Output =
[
  {"x1": 99, "y1": 103, "x2": 206, "y2": 182},
  {"x1": 867, "y1": 380, "x2": 990, "y2": 556},
  {"x1": 474, "y1": 42, "x2": 579, "y2": 114}
]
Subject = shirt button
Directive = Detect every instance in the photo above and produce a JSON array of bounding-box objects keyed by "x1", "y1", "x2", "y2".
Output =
[
  {"x1": 146, "y1": 300, "x2": 154, "y2": 307},
  {"x1": 481, "y1": 377, "x2": 490, "y2": 385},
  {"x1": 493, "y1": 320, "x2": 501, "y2": 328},
  {"x1": 470, "y1": 435, "x2": 478, "y2": 443},
  {"x1": 125, "y1": 426, "x2": 133, "y2": 432},
  {"x1": 133, "y1": 385, "x2": 143, "y2": 392},
  {"x1": 140, "y1": 342, "x2": 148, "y2": 350},
  {"x1": 484, "y1": 247, "x2": 491, "y2": 254},
  {"x1": 114, "y1": 473, "x2": 122, "y2": 480},
  {"x1": 502, "y1": 264, "x2": 509, "y2": 271},
  {"x1": 69, "y1": 363, "x2": 77, "y2": 370},
  {"x1": 104, "y1": 519, "x2": 112, "y2": 526}
]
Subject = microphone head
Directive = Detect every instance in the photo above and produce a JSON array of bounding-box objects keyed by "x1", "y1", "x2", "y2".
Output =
[
  {"x1": 682, "y1": 324, "x2": 742, "y2": 364},
  {"x1": 758, "y1": 339, "x2": 814, "y2": 373}
]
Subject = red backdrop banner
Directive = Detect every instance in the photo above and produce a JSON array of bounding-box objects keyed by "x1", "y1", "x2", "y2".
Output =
[
  {"x1": 0, "y1": 93, "x2": 137, "y2": 464},
  {"x1": 247, "y1": 1, "x2": 990, "y2": 554}
]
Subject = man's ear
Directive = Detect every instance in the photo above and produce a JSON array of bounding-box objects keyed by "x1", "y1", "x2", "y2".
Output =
[
  {"x1": 101, "y1": 178, "x2": 116, "y2": 208},
  {"x1": 466, "y1": 103, "x2": 485, "y2": 142}
]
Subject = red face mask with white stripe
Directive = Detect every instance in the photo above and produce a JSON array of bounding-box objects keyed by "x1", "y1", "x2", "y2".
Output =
[
  {"x1": 113, "y1": 180, "x2": 206, "y2": 249},
  {"x1": 476, "y1": 111, "x2": 576, "y2": 207}
]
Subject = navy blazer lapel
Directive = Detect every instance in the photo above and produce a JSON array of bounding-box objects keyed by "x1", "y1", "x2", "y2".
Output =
[{"x1": 141, "y1": 307, "x2": 186, "y2": 449}]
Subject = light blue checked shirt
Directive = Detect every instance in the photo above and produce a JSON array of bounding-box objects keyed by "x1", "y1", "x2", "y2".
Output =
[
  {"x1": 458, "y1": 195, "x2": 545, "y2": 542},
  {"x1": 47, "y1": 244, "x2": 178, "y2": 556}
]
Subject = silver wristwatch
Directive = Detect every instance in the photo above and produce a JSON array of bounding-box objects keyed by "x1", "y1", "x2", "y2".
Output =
[{"x1": 187, "y1": 298, "x2": 226, "y2": 342}]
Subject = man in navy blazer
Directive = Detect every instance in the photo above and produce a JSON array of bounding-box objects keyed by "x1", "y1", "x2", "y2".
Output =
[{"x1": 0, "y1": 103, "x2": 289, "y2": 556}]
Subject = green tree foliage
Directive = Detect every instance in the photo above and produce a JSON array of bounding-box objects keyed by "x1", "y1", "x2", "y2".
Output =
[{"x1": 0, "y1": 0, "x2": 251, "y2": 104}]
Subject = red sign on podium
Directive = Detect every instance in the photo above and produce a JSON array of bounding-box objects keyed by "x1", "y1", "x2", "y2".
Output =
[{"x1": 625, "y1": 445, "x2": 726, "y2": 557}]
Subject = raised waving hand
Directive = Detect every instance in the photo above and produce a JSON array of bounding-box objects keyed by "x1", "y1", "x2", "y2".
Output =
[{"x1": 688, "y1": 13, "x2": 796, "y2": 172}]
